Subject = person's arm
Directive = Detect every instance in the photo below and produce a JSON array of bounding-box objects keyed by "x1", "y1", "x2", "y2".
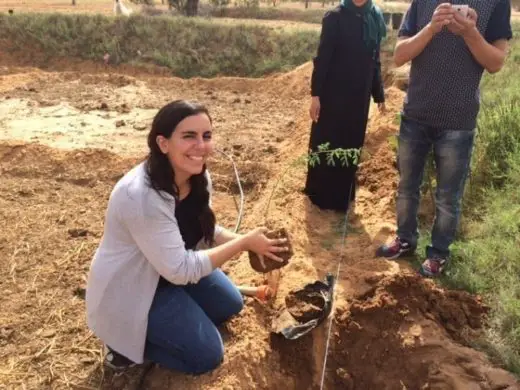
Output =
[
  {"x1": 204, "y1": 233, "x2": 252, "y2": 268},
  {"x1": 123, "y1": 198, "x2": 217, "y2": 285},
  {"x1": 454, "y1": 0, "x2": 512, "y2": 74},
  {"x1": 123, "y1": 191, "x2": 286, "y2": 285},
  {"x1": 394, "y1": 2, "x2": 454, "y2": 67},
  {"x1": 214, "y1": 228, "x2": 241, "y2": 246},
  {"x1": 371, "y1": 45, "x2": 385, "y2": 104},
  {"x1": 463, "y1": 33, "x2": 509, "y2": 74},
  {"x1": 309, "y1": 10, "x2": 339, "y2": 122},
  {"x1": 394, "y1": 28, "x2": 435, "y2": 67},
  {"x1": 310, "y1": 10, "x2": 339, "y2": 98},
  {"x1": 205, "y1": 168, "x2": 227, "y2": 243}
]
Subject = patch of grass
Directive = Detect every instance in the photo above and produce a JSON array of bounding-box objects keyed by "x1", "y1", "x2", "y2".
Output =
[
  {"x1": 471, "y1": 90, "x2": 520, "y2": 191},
  {"x1": 414, "y1": 21, "x2": 520, "y2": 375},
  {"x1": 212, "y1": 5, "x2": 328, "y2": 24},
  {"x1": 0, "y1": 12, "x2": 320, "y2": 78},
  {"x1": 211, "y1": 7, "x2": 324, "y2": 23},
  {"x1": 443, "y1": 176, "x2": 520, "y2": 375}
]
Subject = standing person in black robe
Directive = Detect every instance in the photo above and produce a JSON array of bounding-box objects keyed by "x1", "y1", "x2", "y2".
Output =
[{"x1": 304, "y1": 0, "x2": 387, "y2": 212}]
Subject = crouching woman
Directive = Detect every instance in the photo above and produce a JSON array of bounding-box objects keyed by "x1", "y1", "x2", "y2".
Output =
[{"x1": 86, "y1": 100, "x2": 287, "y2": 375}]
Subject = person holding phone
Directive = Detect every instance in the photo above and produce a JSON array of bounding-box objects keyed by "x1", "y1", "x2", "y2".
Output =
[{"x1": 376, "y1": 1, "x2": 512, "y2": 277}]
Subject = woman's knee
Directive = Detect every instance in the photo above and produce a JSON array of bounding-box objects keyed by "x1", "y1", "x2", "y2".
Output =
[
  {"x1": 146, "y1": 324, "x2": 225, "y2": 375},
  {"x1": 205, "y1": 286, "x2": 243, "y2": 326},
  {"x1": 210, "y1": 271, "x2": 244, "y2": 320},
  {"x1": 226, "y1": 287, "x2": 244, "y2": 317},
  {"x1": 189, "y1": 337, "x2": 225, "y2": 375}
]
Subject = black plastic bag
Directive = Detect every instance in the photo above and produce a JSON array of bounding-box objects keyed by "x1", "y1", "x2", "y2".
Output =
[{"x1": 271, "y1": 274, "x2": 335, "y2": 340}]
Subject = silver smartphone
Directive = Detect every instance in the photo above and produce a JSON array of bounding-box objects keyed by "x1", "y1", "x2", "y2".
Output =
[{"x1": 453, "y1": 4, "x2": 469, "y2": 17}]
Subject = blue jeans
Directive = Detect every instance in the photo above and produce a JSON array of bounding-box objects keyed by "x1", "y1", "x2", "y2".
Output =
[
  {"x1": 144, "y1": 269, "x2": 243, "y2": 375},
  {"x1": 396, "y1": 116, "x2": 475, "y2": 258}
]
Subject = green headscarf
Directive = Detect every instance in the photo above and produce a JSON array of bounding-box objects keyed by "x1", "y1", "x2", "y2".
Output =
[{"x1": 340, "y1": 0, "x2": 387, "y2": 52}]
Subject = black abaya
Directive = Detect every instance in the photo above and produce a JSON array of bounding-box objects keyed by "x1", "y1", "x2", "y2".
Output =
[{"x1": 304, "y1": 5, "x2": 385, "y2": 212}]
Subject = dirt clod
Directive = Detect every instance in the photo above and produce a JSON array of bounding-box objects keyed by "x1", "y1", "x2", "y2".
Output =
[
  {"x1": 120, "y1": 103, "x2": 131, "y2": 113},
  {"x1": 73, "y1": 287, "x2": 87, "y2": 300},
  {"x1": 285, "y1": 289, "x2": 325, "y2": 323},
  {"x1": 324, "y1": 273, "x2": 514, "y2": 390},
  {"x1": 68, "y1": 228, "x2": 89, "y2": 238},
  {"x1": 249, "y1": 228, "x2": 293, "y2": 273},
  {"x1": 133, "y1": 123, "x2": 147, "y2": 131}
]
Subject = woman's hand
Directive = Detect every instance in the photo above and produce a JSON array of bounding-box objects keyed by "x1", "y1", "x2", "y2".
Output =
[
  {"x1": 204, "y1": 227, "x2": 288, "y2": 270},
  {"x1": 309, "y1": 96, "x2": 321, "y2": 123},
  {"x1": 244, "y1": 227, "x2": 288, "y2": 265}
]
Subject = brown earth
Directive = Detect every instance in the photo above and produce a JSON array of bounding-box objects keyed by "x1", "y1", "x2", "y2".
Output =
[{"x1": 0, "y1": 50, "x2": 519, "y2": 390}]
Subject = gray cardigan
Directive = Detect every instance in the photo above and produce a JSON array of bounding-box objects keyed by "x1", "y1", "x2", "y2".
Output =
[{"x1": 85, "y1": 162, "x2": 223, "y2": 363}]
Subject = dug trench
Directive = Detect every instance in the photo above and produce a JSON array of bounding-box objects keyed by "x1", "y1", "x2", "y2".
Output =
[{"x1": 0, "y1": 58, "x2": 519, "y2": 389}]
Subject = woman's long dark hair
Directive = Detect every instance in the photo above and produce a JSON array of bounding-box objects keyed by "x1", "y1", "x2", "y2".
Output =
[{"x1": 146, "y1": 100, "x2": 216, "y2": 245}]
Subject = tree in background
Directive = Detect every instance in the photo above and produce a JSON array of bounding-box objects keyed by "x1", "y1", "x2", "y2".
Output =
[
  {"x1": 128, "y1": 0, "x2": 198, "y2": 15},
  {"x1": 167, "y1": 0, "x2": 199, "y2": 16},
  {"x1": 209, "y1": 0, "x2": 231, "y2": 10},
  {"x1": 235, "y1": 0, "x2": 259, "y2": 7},
  {"x1": 129, "y1": 0, "x2": 156, "y2": 5}
]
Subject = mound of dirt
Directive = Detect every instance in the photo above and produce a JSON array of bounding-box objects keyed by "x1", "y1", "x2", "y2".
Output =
[
  {"x1": 0, "y1": 141, "x2": 141, "y2": 185},
  {"x1": 326, "y1": 272, "x2": 518, "y2": 390},
  {"x1": 209, "y1": 158, "x2": 270, "y2": 198}
]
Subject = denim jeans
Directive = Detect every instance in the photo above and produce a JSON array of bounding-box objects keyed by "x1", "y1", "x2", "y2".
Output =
[
  {"x1": 396, "y1": 116, "x2": 475, "y2": 258},
  {"x1": 144, "y1": 269, "x2": 243, "y2": 375}
]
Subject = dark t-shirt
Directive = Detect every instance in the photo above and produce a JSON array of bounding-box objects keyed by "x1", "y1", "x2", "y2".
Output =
[
  {"x1": 398, "y1": 0, "x2": 512, "y2": 130},
  {"x1": 158, "y1": 191, "x2": 204, "y2": 288},
  {"x1": 174, "y1": 191, "x2": 204, "y2": 251},
  {"x1": 400, "y1": 0, "x2": 512, "y2": 43}
]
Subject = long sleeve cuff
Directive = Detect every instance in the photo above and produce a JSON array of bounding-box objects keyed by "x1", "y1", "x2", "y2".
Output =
[
  {"x1": 214, "y1": 224, "x2": 224, "y2": 238},
  {"x1": 198, "y1": 251, "x2": 214, "y2": 276}
]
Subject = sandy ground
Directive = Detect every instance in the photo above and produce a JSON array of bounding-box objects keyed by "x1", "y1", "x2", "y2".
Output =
[{"x1": 1, "y1": 47, "x2": 519, "y2": 390}]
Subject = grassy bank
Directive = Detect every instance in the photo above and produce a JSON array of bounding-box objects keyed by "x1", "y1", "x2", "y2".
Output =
[
  {"x1": 209, "y1": 3, "x2": 404, "y2": 24},
  {"x1": 0, "y1": 12, "x2": 319, "y2": 77},
  {"x1": 418, "y1": 22, "x2": 520, "y2": 375},
  {"x1": 210, "y1": 6, "x2": 327, "y2": 24}
]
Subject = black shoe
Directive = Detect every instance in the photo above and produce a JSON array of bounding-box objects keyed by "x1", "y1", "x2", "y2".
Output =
[{"x1": 104, "y1": 346, "x2": 137, "y2": 371}]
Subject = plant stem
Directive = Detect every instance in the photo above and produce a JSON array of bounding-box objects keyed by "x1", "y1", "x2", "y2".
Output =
[{"x1": 262, "y1": 144, "x2": 361, "y2": 222}]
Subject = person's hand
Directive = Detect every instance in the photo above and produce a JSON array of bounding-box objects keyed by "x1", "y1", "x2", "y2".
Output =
[
  {"x1": 309, "y1": 96, "x2": 320, "y2": 123},
  {"x1": 426, "y1": 3, "x2": 455, "y2": 35},
  {"x1": 244, "y1": 227, "x2": 288, "y2": 267},
  {"x1": 447, "y1": 8, "x2": 478, "y2": 38},
  {"x1": 377, "y1": 102, "x2": 386, "y2": 114}
]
